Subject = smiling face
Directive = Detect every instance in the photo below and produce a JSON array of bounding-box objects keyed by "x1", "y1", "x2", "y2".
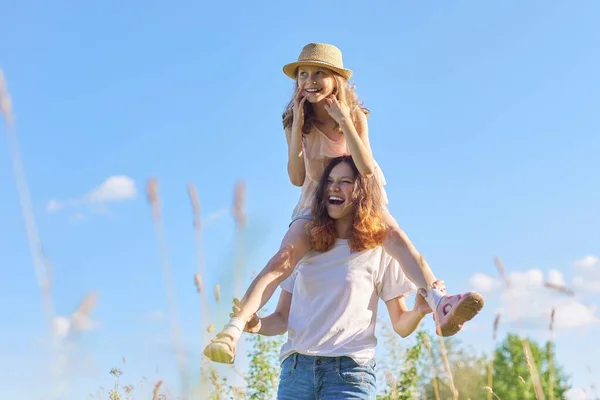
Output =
[
  {"x1": 296, "y1": 65, "x2": 336, "y2": 103},
  {"x1": 325, "y1": 161, "x2": 357, "y2": 220}
]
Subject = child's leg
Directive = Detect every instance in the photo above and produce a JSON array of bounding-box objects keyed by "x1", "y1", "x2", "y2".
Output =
[
  {"x1": 203, "y1": 219, "x2": 311, "y2": 363},
  {"x1": 382, "y1": 210, "x2": 484, "y2": 337}
]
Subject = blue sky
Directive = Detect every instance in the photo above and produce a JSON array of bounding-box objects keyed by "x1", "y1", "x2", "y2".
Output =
[{"x1": 1, "y1": 0, "x2": 599, "y2": 398}]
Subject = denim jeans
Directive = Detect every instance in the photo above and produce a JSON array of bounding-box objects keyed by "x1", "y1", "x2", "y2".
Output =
[{"x1": 277, "y1": 353, "x2": 377, "y2": 399}]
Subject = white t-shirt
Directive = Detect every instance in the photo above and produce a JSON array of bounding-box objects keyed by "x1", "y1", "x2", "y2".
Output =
[{"x1": 279, "y1": 239, "x2": 416, "y2": 365}]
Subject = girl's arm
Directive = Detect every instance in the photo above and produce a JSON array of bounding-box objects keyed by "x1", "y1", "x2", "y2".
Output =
[
  {"x1": 325, "y1": 98, "x2": 375, "y2": 177},
  {"x1": 255, "y1": 289, "x2": 292, "y2": 336},
  {"x1": 285, "y1": 126, "x2": 306, "y2": 187},
  {"x1": 384, "y1": 291, "x2": 431, "y2": 338}
]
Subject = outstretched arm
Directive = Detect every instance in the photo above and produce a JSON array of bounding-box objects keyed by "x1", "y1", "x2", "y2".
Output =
[
  {"x1": 238, "y1": 289, "x2": 291, "y2": 337},
  {"x1": 385, "y1": 290, "x2": 432, "y2": 338}
]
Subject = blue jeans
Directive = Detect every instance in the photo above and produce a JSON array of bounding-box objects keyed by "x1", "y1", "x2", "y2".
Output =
[{"x1": 277, "y1": 353, "x2": 377, "y2": 399}]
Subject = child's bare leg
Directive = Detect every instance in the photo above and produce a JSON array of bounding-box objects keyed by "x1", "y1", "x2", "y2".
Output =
[
  {"x1": 203, "y1": 219, "x2": 311, "y2": 363},
  {"x1": 382, "y1": 223, "x2": 437, "y2": 289},
  {"x1": 382, "y1": 212, "x2": 484, "y2": 337}
]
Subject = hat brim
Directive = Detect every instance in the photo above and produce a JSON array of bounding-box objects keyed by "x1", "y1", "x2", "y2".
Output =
[{"x1": 283, "y1": 61, "x2": 353, "y2": 81}]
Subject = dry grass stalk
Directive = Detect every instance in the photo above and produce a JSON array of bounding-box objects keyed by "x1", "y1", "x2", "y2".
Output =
[
  {"x1": 384, "y1": 371, "x2": 399, "y2": 400},
  {"x1": 0, "y1": 69, "x2": 15, "y2": 125},
  {"x1": 1, "y1": 69, "x2": 64, "y2": 394},
  {"x1": 146, "y1": 178, "x2": 189, "y2": 396},
  {"x1": 438, "y1": 336, "x2": 458, "y2": 400},
  {"x1": 548, "y1": 308, "x2": 556, "y2": 400},
  {"x1": 544, "y1": 281, "x2": 575, "y2": 296},
  {"x1": 0, "y1": 69, "x2": 55, "y2": 330},
  {"x1": 483, "y1": 386, "x2": 502, "y2": 400},
  {"x1": 488, "y1": 312, "x2": 501, "y2": 400},
  {"x1": 493, "y1": 256, "x2": 511, "y2": 288},
  {"x1": 423, "y1": 334, "x2": 441, "y2": 400},
  {"x1": 152, "y1": 380, "x2": 163, "y2": 400},
  {"x1": 420, "y1": 253, "x2": 456, "y2": 399},
  {"x1": 194, "y1": 273, "x2": 203, "y2": 293},
  {"x1": 187, "y1": 184, "x2": 212, "y2": 346},
  {"x1": 494, "y1": 256, "x2": 545, "y2": 399},
  {"x1": 493, "y1": 313, "x2": 501, "y2": 341},
  {"x1": 214, "y1": 284, "x2": 221, "y2": 302},
  {"x1": 521, "y1": 339, "x2": 546, "y2": 400},
  {"x1": 232, "y1": 180, "x2": 247, "y2": 228},
  {"x1": 232, "y1": 180, "x2": 248, "y2": 298}
]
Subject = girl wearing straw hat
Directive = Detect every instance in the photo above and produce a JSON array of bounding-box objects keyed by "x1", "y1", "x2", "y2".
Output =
[{"x1": 204, "y1": 43, "x2": 483, "y2": 365}]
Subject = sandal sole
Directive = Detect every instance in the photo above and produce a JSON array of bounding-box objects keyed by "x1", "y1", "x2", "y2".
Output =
[
  {"x1": 203, "y1": 342, "x2": 235, "y2": 364},
  {"x1": 438, "y1": 292, "x2": 485, "y2": 337}
]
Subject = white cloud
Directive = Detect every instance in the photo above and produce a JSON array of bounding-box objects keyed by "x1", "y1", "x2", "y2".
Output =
[
  {"x1": 47, "y1": 199, "x2": 64, "y2": 213},
  {"x1": 470, "y1": 264, "x2": 599, "y2": 330},
  {"x1": 547, "y1": 269, "x2": 566, "y2": 286},
  {"x1": 574, "y1": 255, "x2": 600, "y2": 272},
  {"x1": 565, "y1": 387, "x2": 587, "y2": 400},
  {"x1": 572, "y1": 255, "x2": 600, "y2": 294},
  {"x1": 52, "y1": 292, "x2": 99, "y2": 341},
  {"x1": 83, "y1": 175, "x2": 136, "y2": 204},
  {"x1": 47, "y1": 175, "x2": 136, "y2": 216},
  {"x1": 53, "y1": 316, "x2": 71, "y2": 340},
  {"x1": 469, "y1": 273, "x2": 498, "y2": 293},
  {"x1": 553, "y1": 300, "x2": 598, "y2": 329}
]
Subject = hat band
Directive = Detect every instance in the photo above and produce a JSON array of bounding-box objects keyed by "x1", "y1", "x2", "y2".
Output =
[{"x1": 295, "y1": 59, "x2": 346, "y2": 70}]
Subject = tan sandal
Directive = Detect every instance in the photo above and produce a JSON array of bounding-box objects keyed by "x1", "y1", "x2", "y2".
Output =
[{"x1": 203, "y1": 335, "x2": 236, "y2": 364}]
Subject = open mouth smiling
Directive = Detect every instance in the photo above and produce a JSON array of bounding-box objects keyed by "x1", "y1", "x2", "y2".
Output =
[{"x1": 328, "y1": 195, "x2": 344, "y2": 205}]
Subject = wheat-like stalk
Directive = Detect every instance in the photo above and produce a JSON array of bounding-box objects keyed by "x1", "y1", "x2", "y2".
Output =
[
  {"x1": 438, "y1": 336, "x2": 458, "y2": 400},
  {"x1": 187, "y1": 184, "x2": 212, "y2": 345},
  {"x1": 423, "y1": 334, "x2": 441, "y2": 400},
  {"x1": 214, "y1": 284, "x2": 221, "y2": 302},
  {"x1": 232, "y1": 180, "x2": 247, "y2": 299},
  {"x1": 483, "y1": 385, "x2": 503, "y2": 400},
  {"x1": 548, "y1": 308, "x2": 556, "y2": 400},
  {"x1": 493, "y1": 256, "x2": 511, "y2": 288},
  {"x1": 1, "y1": 69, "x2": 66, "y2": 394},
  {"x1": 488, "y1": 312, "x2": 501, "y2": 400},
  {"x1": 384, "y1": 371, "x2": 398, "y2": 400},
  {"x1": 494, "y1": 257, "x2": 546, "y2": 399},
  {"x1": 232, "y1": 180, "x2": 247, "y2": 228},
  {"x1": 152, "y1": 380, "x2": 163, "y2": 400},
  {"x1": 521, "y1": 338, "x2": 546, "y2": 400},
  {"x1": 0, "y1": 70, "x2": 55, "y2": 329},
  {"x1": 146, "y1": 178, "x2": 189, "y2": 396},
  {"x1": 544, "y1": 281, "x2": 575, "y2": 297}
]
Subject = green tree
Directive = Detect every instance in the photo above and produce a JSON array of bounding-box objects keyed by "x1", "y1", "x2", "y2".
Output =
[
  {"x1": 379, "y1": 330, "x2": 427, "y2": 400},
  {"x1": 491, "y1": 334, "x2": 570, "y2": 400},
  {"x1": 419, "y1": 337, "x2": 488, "y2": 400},
  {"x1": 245, "y1": 332, "x2": 283, "y2": 399}
]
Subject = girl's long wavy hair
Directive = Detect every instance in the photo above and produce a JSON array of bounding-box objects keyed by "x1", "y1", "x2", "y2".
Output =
[
  {"x1": 282, "y1": 71, "x2": 370, "y2": 133},
  {"x1": 308, "y1": 156, "x2": 388, "y2": 252}
]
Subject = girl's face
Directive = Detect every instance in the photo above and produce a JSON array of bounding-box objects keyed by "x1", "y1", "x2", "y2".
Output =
[
  {"x1": 324, "y1": 161, "x2": 357, "y2": 220},
  {"x1": 296, "y1": 66, "x2": 336, "y2": 103}
]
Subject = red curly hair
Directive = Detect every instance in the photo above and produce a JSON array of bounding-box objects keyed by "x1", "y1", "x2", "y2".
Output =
[{"x1": 307, "y1": 156, "x2": 389, "y2": 252}]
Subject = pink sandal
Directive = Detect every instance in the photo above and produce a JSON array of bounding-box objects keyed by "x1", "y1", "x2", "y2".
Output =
[{"x1": 428, "y1": 284, "x2": 484, "y2": 336}]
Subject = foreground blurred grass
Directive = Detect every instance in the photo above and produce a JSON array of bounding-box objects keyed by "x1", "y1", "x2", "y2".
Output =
[{"x1": 97, "y1": 327, "x2": 575, "y2": 400}]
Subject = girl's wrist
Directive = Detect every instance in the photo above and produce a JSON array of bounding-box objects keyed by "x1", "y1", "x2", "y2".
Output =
[{"x1": 338, "y1": 115, "x2": 351, "y2": 128}]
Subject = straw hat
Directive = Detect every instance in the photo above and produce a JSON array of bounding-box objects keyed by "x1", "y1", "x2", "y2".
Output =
[{"x1": 283, "y1": 43, "x2": 353, "y2": 81}]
